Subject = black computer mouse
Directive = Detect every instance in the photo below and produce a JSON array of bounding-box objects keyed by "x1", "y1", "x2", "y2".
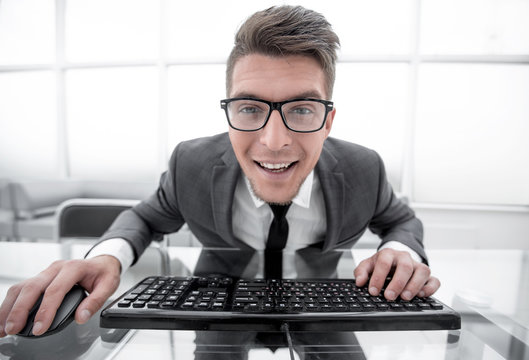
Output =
[{"x1": 17, "y1": 284, "x2": 87, "y2": 338}]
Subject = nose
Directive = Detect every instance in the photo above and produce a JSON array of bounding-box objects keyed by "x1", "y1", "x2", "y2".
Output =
[{"x1": 259, "y1": 110, "x2": 292, "y2": 151}]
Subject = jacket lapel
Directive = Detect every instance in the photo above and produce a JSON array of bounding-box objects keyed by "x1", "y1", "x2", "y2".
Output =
[
  {"x1": 316, "y1": 145, "x2": 345, "y2": 252},
  {"x1": 210, "y1": 147, "x2": 245, "y2": 248}
]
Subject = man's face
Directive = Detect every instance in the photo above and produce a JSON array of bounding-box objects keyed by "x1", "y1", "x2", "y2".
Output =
[{"x1": 228, "y1": 54, "x2": 335, "y2": 204}]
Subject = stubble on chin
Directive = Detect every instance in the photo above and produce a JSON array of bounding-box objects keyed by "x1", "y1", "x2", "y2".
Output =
[{"x1": 247, "y1": 176, "x2": 304, "y2": 206}]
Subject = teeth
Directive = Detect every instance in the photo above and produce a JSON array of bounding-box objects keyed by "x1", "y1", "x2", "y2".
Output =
[{"x1": 259, "y1": 162, "x2": 292, "y2": 171}]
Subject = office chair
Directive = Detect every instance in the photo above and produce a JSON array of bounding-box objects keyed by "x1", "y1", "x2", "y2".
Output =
[
  {"x1": 0, "y1": 179, "x2": 16, "y2": 241},
  {"x1": 54, "y1": 198, "x2": 170, "y2": 275},
  {"x1": 56, "y1": 198, "x2": 139, "y2": 239}
]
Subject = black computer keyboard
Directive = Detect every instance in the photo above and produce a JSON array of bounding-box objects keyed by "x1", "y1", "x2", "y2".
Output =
[{"x1": 100, "y1": 276, "x2": 461, "y2": 331}]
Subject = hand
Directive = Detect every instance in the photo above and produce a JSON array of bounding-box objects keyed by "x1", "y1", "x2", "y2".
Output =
[
  {"x1": 354, "y1": 248, "x2": 440, "y2": 301},
  {"x1": 0, "y1": 255, "x2": 121, "y2": 337}
]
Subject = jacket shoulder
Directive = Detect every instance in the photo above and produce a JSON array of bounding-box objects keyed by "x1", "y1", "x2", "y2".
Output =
[
  {"x1": 169, "y1": 133, "x2": 233, "y2": 167},
  {"x1": 323, "y1": 137, "x2": 381, "y2": 167}
]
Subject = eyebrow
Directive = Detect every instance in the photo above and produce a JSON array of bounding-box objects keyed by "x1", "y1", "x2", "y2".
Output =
[{"x1": 231, "y1": 90, "x2": 325, "y2": 101}]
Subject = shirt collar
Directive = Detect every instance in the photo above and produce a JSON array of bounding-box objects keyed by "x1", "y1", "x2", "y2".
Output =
[{"x1": 244, "y1": 170, "x2": 314, "y2": 209}]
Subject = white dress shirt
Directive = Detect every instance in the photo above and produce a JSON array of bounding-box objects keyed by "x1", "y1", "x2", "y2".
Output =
[{"x1": 87, "y1": 171, "x2": 421, "y2": 274}]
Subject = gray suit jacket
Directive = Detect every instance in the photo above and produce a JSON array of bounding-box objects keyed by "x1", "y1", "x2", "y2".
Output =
[{"x1": 99, "y1": 133, "x2": 425, "y2": 265}]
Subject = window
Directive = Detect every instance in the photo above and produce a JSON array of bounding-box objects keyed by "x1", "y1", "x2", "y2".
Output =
[
  {"x1": 415, "y1": 64, "x2": 529, "y2": 205},
  {"x1": 0, "y1": 71, "x2": 58, "y2": 178},
  {"x1": 66, "y1": 67, "x2": 159, "y2": 181},
  {"x1": 0, "y1": 0, "x2": 55, "y2": 65},
  {"x1": 0, "y1": 0, "x2": 527, "y2": 206}
]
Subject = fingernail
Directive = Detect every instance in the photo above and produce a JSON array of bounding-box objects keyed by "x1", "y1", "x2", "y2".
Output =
[
  {"x1": 369, "y1": 287, "x2": 378, "y2": 295},
  {"x1": 418, "y1": 291, "x2": 425, "y2": 297},
  {"x1": 5, "y1": 322, "x2": 14, "y2": 334},
  {"x1": 385, "y1": 290, "x2": 396, "y2": 300},
  {"x1": 32, "y1": 321, "x2": 43, "y2": 335},
  {"x1": 79, "y1": 309, "x2": 91, "y2": 323},
  {"x1": 402, "y1": 291, "x2": 412, "y2": 300}
]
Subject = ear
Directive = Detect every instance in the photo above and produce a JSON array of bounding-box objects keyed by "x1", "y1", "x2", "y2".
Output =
[{"x1": 323, "y1": 108, "x2": 336, "y2": 139}]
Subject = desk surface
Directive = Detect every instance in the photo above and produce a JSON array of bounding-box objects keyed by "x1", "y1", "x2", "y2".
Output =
[{"x1": 0, "y1": 242, "x2": 528, "y2": 360}]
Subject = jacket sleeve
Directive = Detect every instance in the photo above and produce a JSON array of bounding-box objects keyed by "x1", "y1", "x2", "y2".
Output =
[
  {"x1": 96, "y1": 145, "x2": 186, "y2": 264},
  {"x1": 368, "y1": 153, "x2": 427, "y2": 264}
]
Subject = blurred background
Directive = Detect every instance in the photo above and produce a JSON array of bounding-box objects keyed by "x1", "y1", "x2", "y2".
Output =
[{"x1": 0, "y1": 0, "x2": 528, "y2": 248}]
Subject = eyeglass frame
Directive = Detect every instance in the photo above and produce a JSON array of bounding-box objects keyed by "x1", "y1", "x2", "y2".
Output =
[{"x1": 220, "y1": 97, "x2": 334, "y2": 133}]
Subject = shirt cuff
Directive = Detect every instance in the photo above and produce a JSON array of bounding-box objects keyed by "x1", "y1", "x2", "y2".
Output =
[
  {"x1": 85, "y1": 238, "x2": 135, "y2": 275},
  {"x1": 379, "y1": 241, "x2": 424, "y2": 264}
]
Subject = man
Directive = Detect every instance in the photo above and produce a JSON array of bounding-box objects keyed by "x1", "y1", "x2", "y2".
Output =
[{"x1": 0, "y1": 5, "x2": 439, "y2": 338}]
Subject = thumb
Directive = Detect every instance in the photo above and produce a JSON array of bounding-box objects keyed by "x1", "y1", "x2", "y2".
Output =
[{"x1": 76, "y1": 276, "x2": 119, "y2": 324}]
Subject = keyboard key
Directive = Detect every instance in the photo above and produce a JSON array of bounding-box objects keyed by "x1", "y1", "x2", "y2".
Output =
[
  {"x1": 245, "y1": 303, "x2": 260, "y2": 311},
  {"x1": 133, "y1": 301, "x2": 146, "y2": 308},
  {"x1": 334, "y1": 304, "x2": 348, "y2": 311},
  {"x1": 403, "y1": 303, "x2": 418, "y2": 310},
  {"x1": 130, "y1": 285, "x2": 148, "y2": 295},
  {"x1": 305, "y1": 303, "x2": 319, "y2": 310},
  {"x1": 160, "y1": 301, "x2": 176, "y2": 308},
  {"x1": 234, "y1": 296, "x2": 258, "y2": 303},
  {"x1": 362, "y1": 303, "x2": 377, "y2": 311},
  {"x1": 389, "y1": 303, "x2": 404, "y2": 310},
  {"x1": 263, "y1": 303, "x2": 273, "y2": 310},
  {"x1": 376, "y1": 303, "x2": 390, "y2": 310},
  {"x1": 348, "y1": 304, "x2": 363, "y2": 311},
  {"x1": 430, "y1": 302, "x2": 443, "y2": 310},
  {"x1": 118, "y1": 300, "x2": 131, "y2": 307}
]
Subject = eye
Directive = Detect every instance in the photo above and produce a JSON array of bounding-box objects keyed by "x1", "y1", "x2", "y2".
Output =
[
  {"x1": 287, "y1": 102, "x2": 318, "y2": 116},
  {"x1": 239, "y1": 105, "x2": 262, "y2": 114},
  {"x1": 290, "y1": 107, "x2": 313, "y2": 115},
  {"x1": 232, "y1": 100, "x2": 268, "y2": 115}
]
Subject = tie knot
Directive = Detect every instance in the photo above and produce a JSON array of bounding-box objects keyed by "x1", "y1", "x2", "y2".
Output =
[{"x1": 269, "y1": 203, "x2": 291, "y2": 220}]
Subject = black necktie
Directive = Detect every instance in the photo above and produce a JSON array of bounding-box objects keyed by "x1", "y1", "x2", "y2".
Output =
[{"x1": 265, "y1": 203, "x2": 291, "y2": 279}]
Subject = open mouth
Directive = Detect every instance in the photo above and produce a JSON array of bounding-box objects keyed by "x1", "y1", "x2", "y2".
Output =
[{"x1": 255, "y1": 161, "x2": 297, "y2": 173}]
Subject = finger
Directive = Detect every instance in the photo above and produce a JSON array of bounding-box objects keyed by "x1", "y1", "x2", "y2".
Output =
[
  {"x1": 368, "y1": 250, "x2": 395, "y2": 296},
  {"x1": 76, "y1": 273, "x2": 120, "y2": 324},
  {"x1": 31, "y1": 263, "x2": 83, "y2": 336},
  {"x1": 418, "y1": 276, "x2": 441, "y2": 298},
  {"x1": 384, "y1": 255, "x2": 414, "y2": 301},
  {"x1": 0, "y1": 284, "x2": 23, "y2": 337},
  {"x1": 2, "y1": 263, "x2": 64, "y2": 335},
  {"x1": 353, "y1": 257, "x2": 375, "y2": 287},
  {"x1": 398, "y1": 263, "x2": 431, "y2": 300},
  {"x1": 3, "y1": 281, "x2": 48, "y2": 335}
]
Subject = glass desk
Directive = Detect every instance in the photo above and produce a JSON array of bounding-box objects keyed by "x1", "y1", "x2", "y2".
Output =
[{"x1": 0, "y1": 242, "x2": 527, "y2": 359}]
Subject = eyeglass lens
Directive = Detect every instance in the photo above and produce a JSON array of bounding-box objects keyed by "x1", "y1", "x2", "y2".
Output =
[{"x1": 226, "y1": 99, "x2": 327, "y2": 132}]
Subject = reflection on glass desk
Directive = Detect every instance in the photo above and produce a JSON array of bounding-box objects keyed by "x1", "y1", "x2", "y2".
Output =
[{"x1": 0, "y1": 241, "x2": 528, "y2": 359}]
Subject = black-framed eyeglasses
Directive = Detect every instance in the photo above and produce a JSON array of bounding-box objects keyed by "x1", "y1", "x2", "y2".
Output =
[{"x1": 220, "y1": 97, "x2": 334, "y2": 133}]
